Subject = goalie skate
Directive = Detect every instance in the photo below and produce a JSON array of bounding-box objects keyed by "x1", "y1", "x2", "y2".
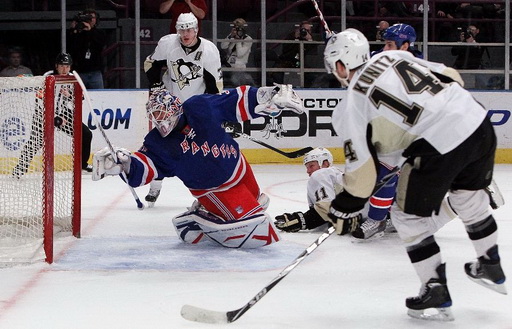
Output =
[
  {"x1": 145, "y1": 188, "x2": 161, "y2": 208},
  {"x1": 406, "y1": 264, "x2": 454, "y2": 322},
  {"x1": 465, "y1": 245, "x2": 507, "y2": 295}
]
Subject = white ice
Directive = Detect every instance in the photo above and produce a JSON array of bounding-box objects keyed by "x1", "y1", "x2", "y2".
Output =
[{"x1": 1, "y1": 164, "x2": 511, "y2": 329}]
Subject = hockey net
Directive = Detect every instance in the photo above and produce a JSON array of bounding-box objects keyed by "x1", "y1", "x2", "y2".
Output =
[{"x1": 0, "y1": 75, "x2": 82, "y2": 264}]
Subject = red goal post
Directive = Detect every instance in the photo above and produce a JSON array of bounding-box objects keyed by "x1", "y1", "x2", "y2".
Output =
[{"x1": 0, "y1": 75, "x2": 82, "y2": 264}]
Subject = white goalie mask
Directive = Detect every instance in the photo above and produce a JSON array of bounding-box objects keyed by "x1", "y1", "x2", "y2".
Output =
[
  {"x1": 176, "y1": 13, "x2": 198, "y2": 31},
  {"x1": 324, "y1": 29, "x2": 370, "y2": 85},
  {"x1": 146, "y1": 89, "x2": 183, "y2": 137},
  {"x1": 303, "y1": 147, "x2": 333, "y2": 167}
]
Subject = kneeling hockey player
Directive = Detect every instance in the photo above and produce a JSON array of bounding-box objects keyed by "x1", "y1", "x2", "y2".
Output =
[{"x1": 93, "y1": 84, "x2": 304, "y2": 248}]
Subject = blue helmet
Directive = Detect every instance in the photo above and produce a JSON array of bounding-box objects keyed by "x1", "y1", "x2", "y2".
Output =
[{"x1": 382, "y1": 23, "x2": 416, "y2": 48}]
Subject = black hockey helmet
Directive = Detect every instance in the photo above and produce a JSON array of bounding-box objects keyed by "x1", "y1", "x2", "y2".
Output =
[{"x1": 55, "y1": 52, "x2": 73, "y2": 65}]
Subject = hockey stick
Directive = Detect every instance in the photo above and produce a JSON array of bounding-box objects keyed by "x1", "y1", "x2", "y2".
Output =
[
  {"x1": 310, "y1": 0, "x2": 332, "y2": 34},
  {"x1": 222, "y1": 122, "x2": 313, "y2": 158},
  {"x1": 72, "y1": 71, "x2": 145, "y2": 210},
  {"x1": 180, "y1": 167, "x2": 400, "y2": 324}
]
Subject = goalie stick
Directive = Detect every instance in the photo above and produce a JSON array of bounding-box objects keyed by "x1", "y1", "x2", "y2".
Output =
[
  {"x1": 222, "y1": 122, "x2": 313, "y2": 158},
  {"x1": 180, "y1": 167, "x2": 400, "y2": 324},
  {"x1": 73, "y1": 71, "x2": 144, "y2": 210}
]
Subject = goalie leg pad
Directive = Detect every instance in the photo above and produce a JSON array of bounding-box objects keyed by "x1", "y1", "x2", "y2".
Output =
[
  {"x1": 172, "y1": 211, "x2": 209, "y2": 244},
  {"x1": 181, "y1": 210, "x2": 281, "y2": 248}
]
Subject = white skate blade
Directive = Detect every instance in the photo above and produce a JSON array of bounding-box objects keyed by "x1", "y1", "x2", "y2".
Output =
[
  {"x1": 407, "y1": 307, "x2": 454, "y2": 322},
  {"x1": 147, "y1": 201, "x2": 155, "y2": 208},
  {"x1": 351, "y1": 231, "x2": 385, "y2": 243},
  {"x1": 467, "y1": 275, "x2": 508, "y2": 295}
]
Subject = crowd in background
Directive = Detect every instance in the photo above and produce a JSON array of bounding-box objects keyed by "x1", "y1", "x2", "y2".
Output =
[{"x1": 0, "y1": 1, "x2": 509, "y2": 89}]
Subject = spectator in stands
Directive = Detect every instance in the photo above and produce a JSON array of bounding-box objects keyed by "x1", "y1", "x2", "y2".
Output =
[
  {"x1": 370, "y1": 20, "x2": 390, "y2": 53},
  {"x1": 0, "y1": 47, "x2": 33, "y2": 77},
  {"x1": 273, "y1": 21, "x2": 315, "y2": 85},
  {"x1": 451, "y1": 24, "x2": 491, "y2": 89},
  {"x1": 220, "y1": 18, "x2": 254, "y2": 86},
  {"x1": 454, "y1": 2, "x2": 483, "y2": 19},
  {"x1": 159, "y1": 0, "x2": 207, "y2": 34},
  {"x1": 451, "y1": 24, "x2": 486, "y2": 69},
  {"x1": 68, "y1": 9, "x2": 106, "y2": 89},
  {"x1": 375, "y1": 20, "x2": 390, "y2": 41},
  {"x1": 378, "y1": 1, "x2": 411, "y2": 17}
]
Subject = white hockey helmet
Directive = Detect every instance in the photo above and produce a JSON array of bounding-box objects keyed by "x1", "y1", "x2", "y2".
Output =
[
  {"x1": 146, "y1": 89, "x2": 183, "y2": 137},
  {"x1": 303, "y1": 147, "x2": 333, "y2": 167},
  {"x1": 176, "y1": 13, "x2": 198, "y2": 31},
  {"x1": 324, "y1": 28, "x2": 369, "y2": 83}
]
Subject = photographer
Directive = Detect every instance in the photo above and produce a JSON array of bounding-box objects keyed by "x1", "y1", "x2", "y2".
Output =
[
  {"x1": 67, "y1": 9, "x2": 106, "y2": 89},
  {"x1": 273, "y1": 21, "x2": 315, "y2": 85},
  {"x1": 451, "y1": 24, "x2": 486, "y2": 69},
  {"x1": 220, "y1": 18, "x2": 254, "y2": 86}
]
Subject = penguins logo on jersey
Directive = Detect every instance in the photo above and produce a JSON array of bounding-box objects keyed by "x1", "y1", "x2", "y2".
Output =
[{"x1": 170, "y1": 58, "x2": 203, "y2": 90}]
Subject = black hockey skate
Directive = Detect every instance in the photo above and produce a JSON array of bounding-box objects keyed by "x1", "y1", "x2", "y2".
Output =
[
  {"x1": 145, "y1": 188, "x2": 161, "y2": 208},
  {"x1": 406, "y1": 263, "x2": 454, "y2": 321},
  {"x1": 351, "y1": 218, "x2": 386, "y2": 241},
  {"x1": 465, "y1": 245, "x2": 507, "y2": 295}
]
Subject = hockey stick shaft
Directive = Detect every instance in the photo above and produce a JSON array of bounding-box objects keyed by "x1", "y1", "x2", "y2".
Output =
[
  {"x1": 181, "y1": 225, "x2": 336, "y2": 324},
  {"x1": 181, "y1": 167, "x2": 400, "y2": 324},
  {"x1": 73, "y1": 71, "x2": 144, "y2": 209},
  {"x1": 223, "y1": 122, "x2": 313, "y2": 158},
  {"x1": 310, "y1": 0, "x2": 331, "y2": 34}
]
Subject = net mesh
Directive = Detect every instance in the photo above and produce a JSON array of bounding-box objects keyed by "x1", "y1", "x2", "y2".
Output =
[{"x1": 0, "y1": 76, "x2": 79, "y2": 263}]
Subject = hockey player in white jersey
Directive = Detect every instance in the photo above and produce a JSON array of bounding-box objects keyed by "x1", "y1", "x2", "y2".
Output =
[
  {"x1": 323, "y1": 29, "x2": 506, "y2": 321},
  {"x1": 274, "y1": 147, "x2": 456, "y2": 241},
  {"x1": 143, "y1": 12, "x2": 223, "y2": 206},
  {"x1": 274, "y1": 148, "x2": 344, "y2": 232}
]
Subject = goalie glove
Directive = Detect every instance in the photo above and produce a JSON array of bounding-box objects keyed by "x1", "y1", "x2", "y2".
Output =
[
  {"x1": 255, "y1": 84, "x2": 304, "y2": 116},
  {"x1": 274, "y1": 212, "x2": 307, "y2": 232},
  {"x1": 92, "y1": 146, "x2": 132, "y2": 181}
]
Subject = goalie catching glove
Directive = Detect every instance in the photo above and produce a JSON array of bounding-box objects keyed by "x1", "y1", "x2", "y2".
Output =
[
  {"x1": 92, "y1": 146, "x2": 132, "y2": 181},
  {"x1": 255, "y1": 84, "x2": 304, "y2": 116}
]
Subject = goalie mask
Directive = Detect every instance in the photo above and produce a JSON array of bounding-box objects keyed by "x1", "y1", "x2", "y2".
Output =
[
  {"x1": 146, "y1": 89, "x2": 183, "y2": 137},
  {"x1": 303, "y1": 147, "x2": 333, "y2": 167}
]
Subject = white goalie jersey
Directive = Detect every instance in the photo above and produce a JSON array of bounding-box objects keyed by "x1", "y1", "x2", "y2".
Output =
[
  {"x1": 147, "y1": 34, "x2": 223, "y2": 101},
  {"x1": 332, "y1": 50, "x2": 487, "y2": 199}
]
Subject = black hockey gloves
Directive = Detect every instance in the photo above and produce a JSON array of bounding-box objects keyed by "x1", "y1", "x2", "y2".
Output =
[
  {"x1": 274, "y1": 212, "x2": 307, "y2": 232},
  {"x1": 327, "y1": 190, "x2": 366, "y2": 235}
]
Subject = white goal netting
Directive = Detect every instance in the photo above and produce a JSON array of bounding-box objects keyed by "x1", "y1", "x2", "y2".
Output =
[{"x1": 0, "y1": 75, "x2": 81, "y2": 264}]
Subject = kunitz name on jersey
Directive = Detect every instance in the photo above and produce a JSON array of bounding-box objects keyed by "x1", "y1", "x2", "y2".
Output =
[{"x1": 353, "y1": 55, "x2": 396, "y2": 95}]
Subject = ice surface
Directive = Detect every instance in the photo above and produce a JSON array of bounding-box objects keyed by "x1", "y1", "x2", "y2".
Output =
[{"x1": 0, "y1": 164, "x2": 510, "y2": 328}]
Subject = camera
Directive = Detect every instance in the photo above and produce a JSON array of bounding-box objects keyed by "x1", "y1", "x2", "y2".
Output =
[
  {"x1": 457, "y1": 27, "x2": 473, "y2": 40},
  {"x1": 73, "y1": 12, "x2": 93, "y2": 31},
  {"x1": 299, "y1": 27, "x2": 309, "y2": 38},
  {"x1": 235, "y1": 27, "x2": 245, "y2": 38}
]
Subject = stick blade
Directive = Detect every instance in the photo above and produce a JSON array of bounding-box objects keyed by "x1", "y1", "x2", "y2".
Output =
[{"x1": 181, "y1": 304, "x2": 229, "y2": 324}]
